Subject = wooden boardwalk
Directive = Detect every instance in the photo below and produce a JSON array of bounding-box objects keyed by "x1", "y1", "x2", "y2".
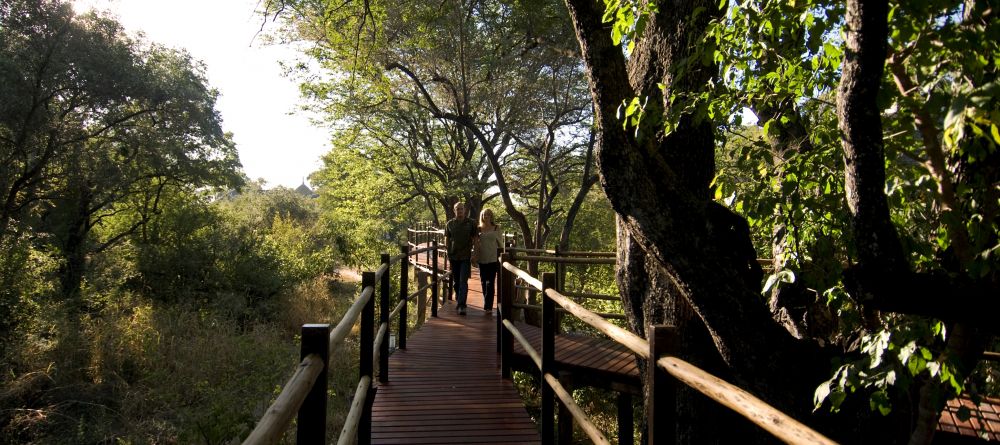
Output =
[
  {"x1": 382, "y1": 250, "x2": 1000, "y2": 443},
  {"x1": 371, "y1": 267, "x2": 542, "y2": 444}
]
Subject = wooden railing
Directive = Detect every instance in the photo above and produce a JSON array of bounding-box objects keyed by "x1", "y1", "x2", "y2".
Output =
[
  {"x1": 241, "y1": 242, "x2": 451, "y2": 445},
  {"x1": 505, "y1": 247, "x2": 623, "y2": 323},
  {"x1": 496, "y1": 254, "x2": 837, "y2": 445},
  {"x1": 406, "y1": 224, "x2": 455, "y2": 308}
]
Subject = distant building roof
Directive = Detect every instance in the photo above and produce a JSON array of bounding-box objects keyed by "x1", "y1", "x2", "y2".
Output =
[{"x1": 295, "y1": 182, "x2": 316, "y2": 197}]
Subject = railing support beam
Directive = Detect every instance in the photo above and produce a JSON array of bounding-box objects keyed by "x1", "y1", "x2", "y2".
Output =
[
  {"x1": 617, "y1": 392, "x2": 633, "y2": 445},
  {"x1": 431, "y1": 240, "x2": 439, "y2": 317},
  {"x1": 379, "y1": 253, "x2": 391, "y2": 384},
  {"x1": 647, "y1": 325, "x2": 677, "y2": 445},
  {"x1": 541, "y1": 272, "x2": 556, "y2": 444},
  {"x1": 499, "y1": 252, "x2": 514, "y2": 379},
  {"x1": 558, "y1": 373, "x2": 574, "y2": 444},
  {"x1": 399, "y1": 244, "x2": 409, "y2": 350},
  {"x1": 359, "y1": 272, "x2": 376, "y2": 445},
  {"x1": 296, "y1": 323, "x2": 330, "y2": 445}
]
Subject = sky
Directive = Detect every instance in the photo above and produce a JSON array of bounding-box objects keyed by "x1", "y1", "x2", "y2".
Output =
[{"x1": 72, "y1": 0, "x2": 330, "y2": 189}]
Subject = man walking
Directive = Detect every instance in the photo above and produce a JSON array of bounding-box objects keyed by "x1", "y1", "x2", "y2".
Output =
[{"x1": 445, "y1": 201, "x2": 475, "y2": 315}]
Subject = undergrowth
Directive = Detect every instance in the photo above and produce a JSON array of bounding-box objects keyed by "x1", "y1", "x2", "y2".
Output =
[{"x1": 0, "y1": 274, "x2": 363, "y2": 444}]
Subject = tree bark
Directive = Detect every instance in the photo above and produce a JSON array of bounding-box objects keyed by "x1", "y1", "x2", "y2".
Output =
[
  {"x1": 835, "y1": 2, "x2": 990, "y2": 443},
  {"x1": 564, "y1": 0, "x2": 830, "y2": 437},
  {"x1": 837, "y1": 0, "x2": 908, "y2": 285}
]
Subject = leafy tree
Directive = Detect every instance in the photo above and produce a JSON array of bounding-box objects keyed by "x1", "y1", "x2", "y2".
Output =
[
  {"x1": 267, "y1": 0, "x2": 599, "y2": 254},
  {"x1": 310, "y1": 132, "x2": 425, "y2": 268},
  {"x1": 0, "y1": 1, "x2": 241, "y2": 314},
  {"x1": 567, "y1": 0, "x2": 998, "y2": 442}
]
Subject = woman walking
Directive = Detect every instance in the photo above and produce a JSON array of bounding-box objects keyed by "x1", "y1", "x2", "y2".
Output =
[{"x1": 476, "y1": 208, "x2": 504, "y2": 316}]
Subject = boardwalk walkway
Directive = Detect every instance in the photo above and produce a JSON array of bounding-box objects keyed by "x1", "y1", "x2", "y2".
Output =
[{"x1": 371, "y1": 267, "x2": 542, "y2": 444}]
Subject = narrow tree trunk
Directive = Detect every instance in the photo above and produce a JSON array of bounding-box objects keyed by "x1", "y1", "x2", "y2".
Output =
[{"x1": 59, "y1": 187, "x2": 92, "y2": 313}]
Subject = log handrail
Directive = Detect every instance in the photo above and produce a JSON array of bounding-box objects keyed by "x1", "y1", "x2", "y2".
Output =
[
  {"x1": 560, "y1": 290, "x2": 618, "y2": 301},
  {"x1": 337, "y1": 376, "x2": 372, "y2": 445},
  {"x1": 243, "y1": 240, "x2": 446, "y2": 445},
  {"x1": 511, "y1": 302, "x2": 627, "y2": 320},
  {"x1": 498, "y1": 261, "x2": 837, "y2": 445},
  {"x1": 514, "y1": 255, "x2": 616, "y2": 265},
  {"x1": 517, "y1": 285, "x2": 617, "y2": 302},
  {"x1": 506, "y1": 247, "x2": 615, "y2": 258}
]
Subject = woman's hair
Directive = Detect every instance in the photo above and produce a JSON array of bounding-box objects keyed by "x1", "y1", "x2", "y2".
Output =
[{"x1": 479, "y1": 208, "x2": 496, "y2": 229}]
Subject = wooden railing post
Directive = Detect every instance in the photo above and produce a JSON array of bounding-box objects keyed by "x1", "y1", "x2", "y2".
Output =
[
  {"x1": 379, "y1": 253, "x2": 391, "y2": 384},
  {"x1": 647, "y1": 325, "x2": 677, "y2": 445},
  {"x1": 359, "y1": 272, "x2": 376, "y2": 445},
  {"x1": 541, "y1": 272, "x2": 556, "y2": 444},
  {"x1": 416, "y1": 271, "x2": 427, "y2": 325},
  {"x1": 509, "y1": 248, "x2": 520, "y2": 323},
  {"x1": 431, "y1": 240, "x2": 439, "y2": 317},
  {"x1": 296, "y1": 323, "x2": 330, "y2": 445},
  {"x1": 399, "y1": 244, "x2": 409, "y2": 350},
  {"x1": 554, "y1": 245, "x2": 564, "y2": 291},
  {"x1": 617, "y1": 392, "x2": 634, "y2": 445},
  {"x1": 558, "y1": 374, "x2": 574, "y2": 444},
  {"x1": 499, "y1": 252, "x2": 514, "y2": 379},
  {"x1": 442, "y1": 234, "x2": 453, "y2": 302},
  {"x1": 554, "y1": 246, "x2": 564, "y2": 334}
]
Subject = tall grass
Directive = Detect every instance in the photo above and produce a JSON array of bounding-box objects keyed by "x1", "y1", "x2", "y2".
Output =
[{"x1": 0, "y1": 274, "x2": 362, "y2": 444}]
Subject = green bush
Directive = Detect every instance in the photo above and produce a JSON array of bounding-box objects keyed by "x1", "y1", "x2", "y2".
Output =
[
  {"x1": 0, "y1": 231, "x2": 57, "y2": 365},
  {"x1": 128, "y1": 187, "x2": 334, "y2": 320}
]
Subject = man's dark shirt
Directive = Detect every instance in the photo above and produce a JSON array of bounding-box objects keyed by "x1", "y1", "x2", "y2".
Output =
[{"x1": 446, "y1": 217, "x2": 476, "y2": 260}]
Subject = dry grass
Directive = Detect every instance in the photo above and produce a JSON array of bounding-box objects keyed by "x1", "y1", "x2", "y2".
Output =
[{"x1": 0, "y1": 274, "x2": 363, "y2": 444}]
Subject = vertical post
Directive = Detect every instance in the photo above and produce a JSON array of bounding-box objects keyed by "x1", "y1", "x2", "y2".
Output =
[
  {"x1": 399, "y1": 244, "x2": 409, "y2": 350},
  {"x1": 499, "y1": 253, "x2": 514, "y2": 379},
  {"x1": 431, "y1": 240, "x2": 439, "y2": 317},
  {"x1": 647, "y1": 325, "x2": 677, "y2": 445},
  {"x1": 359, "y1": 272, "x2": 376, "y2": 445},
  {"x1": 444, "y1": 233, "x2": 453, "y2": 302},
  {"x1": 416, "y1": 271, "x2": 427, "y2": 325},
  {"x1": 509, "y1": 248, "x2": 520, "y2": 323},
  {"x1": 379, "y1": 253, "x2": 391, "y2": 384},
  {"x1": 617, "y1": 392, "x2": 634, "y2": 445},
  {"x1": 554, "y1": 245, "x2": 564, "y2": 290},
  {"x1": 558, "y1": 374, "x2": 574, "y2": 444},
  {"x1": 553, "y1": 246, "x2": 564, "y2": 334},
  {"x1": 541, "y1": 272, "x2": 556, "y2": 445},
  {"x1": 296, "y1": 323, "x2": 330, "y2": 445}
]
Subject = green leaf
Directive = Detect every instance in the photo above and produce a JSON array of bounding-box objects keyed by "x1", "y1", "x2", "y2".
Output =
[
  {"x1": 870, "y1": 390, "x2": 892, "y2": 416},
  {"x1": 823, "y1": 42, "x2": 841, "y2": 58},
  {"x1": 830, "y1": 390, "x2": 847, "y2": 411},
  {"x1": 919, "y1": 347, "x2": 933, "y2": 361}
]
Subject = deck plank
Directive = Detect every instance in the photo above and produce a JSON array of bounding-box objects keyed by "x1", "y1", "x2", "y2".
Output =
[{"x1": 371, "y1": 264, "x2": 541, "y2": 444}]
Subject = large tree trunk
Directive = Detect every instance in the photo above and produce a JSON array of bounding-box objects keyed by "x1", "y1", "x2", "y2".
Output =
[
  {"x1": 563, "y1": 0, "x2": 832, "y2": 439},
  {"x1": 617, "y1": 216, "x2": 758, "y2": 443}
]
